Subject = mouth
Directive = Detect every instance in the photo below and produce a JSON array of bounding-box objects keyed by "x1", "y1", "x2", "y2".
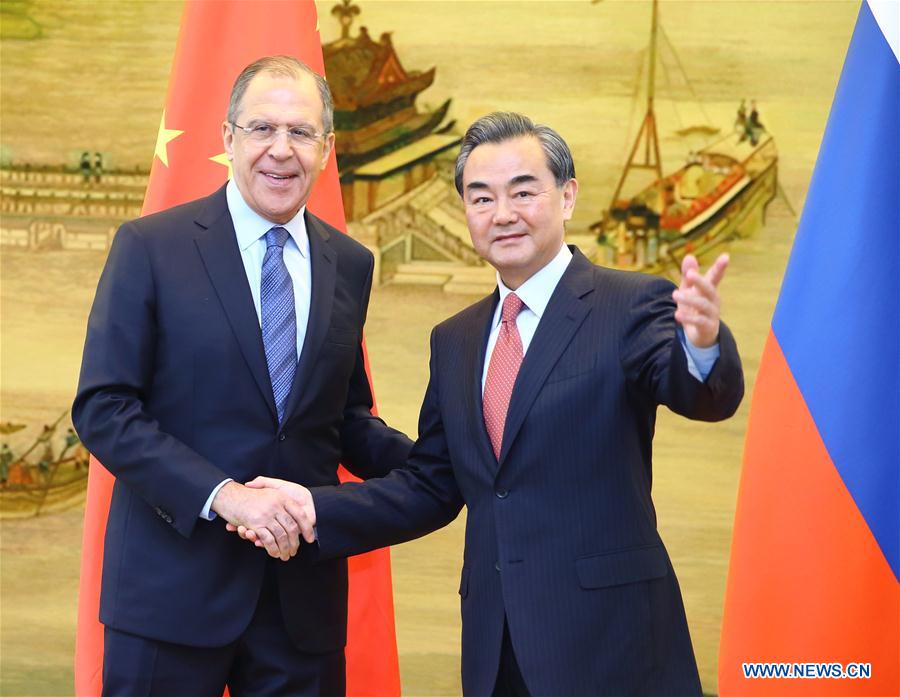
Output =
[
  {"x1": 493, "y1": 232, "x2": 527, "y2": 244},
  {"x1": 259, "y1": 171, "x2": 298, "y2": 185}
]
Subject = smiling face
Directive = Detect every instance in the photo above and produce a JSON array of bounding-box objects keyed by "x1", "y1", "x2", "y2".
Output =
[
  {"x1": 222, "y1": 71, "x2": 335, "y2": 224},
  {"x1": 462, "y1": 135, "x2": 578, "y2": 289}
]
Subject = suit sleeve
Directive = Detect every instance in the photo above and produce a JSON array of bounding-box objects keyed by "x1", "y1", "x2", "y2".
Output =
[
  {"x1": 619, "y1": 275, "x2": 744, "y2": 421},
  {"x1": 312, "y1": 328, "x2": 464, "y2": 560},
  {"x1": 72, "y1": 223, "x2": 229, "y2": 538},
  {"x1": 338, "y1": 251, "x2": 414, "y2": 480}
]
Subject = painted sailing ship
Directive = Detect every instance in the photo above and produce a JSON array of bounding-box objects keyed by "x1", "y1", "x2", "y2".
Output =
[{"x1": 592, "y1": 0, "x2": 778, "y2": 278}]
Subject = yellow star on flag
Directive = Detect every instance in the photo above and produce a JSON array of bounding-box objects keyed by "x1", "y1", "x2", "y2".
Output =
[
  {"x1": 209, "y1": 152, "x2": 233, "y2": 179},
  {"x1": 154, "y1": 110, "x2": 184, "y2": 167}
]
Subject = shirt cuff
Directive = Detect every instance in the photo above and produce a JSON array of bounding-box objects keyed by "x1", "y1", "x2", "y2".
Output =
[
  {"x1": 200, "y1": 478, "x2": 233, "y2": 521},
  {"x1": 679, "y1": 328, "x2": 720, "y2": 382}
]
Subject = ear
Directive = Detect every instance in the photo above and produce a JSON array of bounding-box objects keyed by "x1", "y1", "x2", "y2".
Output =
[
  {"x1": 561, "y1": 178, "x2": 578, "y2": 221},
  {"x1": 320, "y1": 132, "x2": 336, "y2": 171},
  {"x1": 222, "y1": 121, "x2": 235, "y2": 161}
]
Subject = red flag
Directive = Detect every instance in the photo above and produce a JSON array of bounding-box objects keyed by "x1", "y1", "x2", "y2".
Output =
[{"x1": 74, "y1": 2, "x2": 401, "y2": 694}]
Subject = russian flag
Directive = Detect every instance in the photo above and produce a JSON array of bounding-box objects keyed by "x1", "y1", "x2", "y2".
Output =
[{"x1": 718, "y1": 2, "x2": 898, "y2": 695}]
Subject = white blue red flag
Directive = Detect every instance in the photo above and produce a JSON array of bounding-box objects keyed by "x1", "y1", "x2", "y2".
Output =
[{"x1": 719, "y1": 1, "x2": 898, "y2": 694}]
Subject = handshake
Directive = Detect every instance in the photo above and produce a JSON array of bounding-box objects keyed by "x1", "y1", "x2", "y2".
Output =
[{"x1": 211, "y1": 477, "x2": 317, "y2": 561}]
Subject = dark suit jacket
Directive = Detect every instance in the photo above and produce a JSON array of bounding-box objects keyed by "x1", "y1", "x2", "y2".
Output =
[
  {"x1": 72, "y1": 185, "x2": 411, "y2": 652},
  {"x1": 312, "y1": 247, "x2": 744, "y2": 696}
]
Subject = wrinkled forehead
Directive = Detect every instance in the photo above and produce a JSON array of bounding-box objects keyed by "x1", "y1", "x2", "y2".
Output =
[{"x1": 237, "y1": 72, "x2": 324, "y2": 124}]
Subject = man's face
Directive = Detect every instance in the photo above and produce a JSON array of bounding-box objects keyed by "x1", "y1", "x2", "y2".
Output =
[
  {"x1": 461, "y1": 136, "x2": 577, "y2": 289},
  {"x1": 223, "y1": 72, "x2": 335, "y2": 224}
]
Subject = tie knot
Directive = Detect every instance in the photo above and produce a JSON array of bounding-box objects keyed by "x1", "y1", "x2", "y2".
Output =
[
  {"x1": 265, "y1": 226, "x2": 290, "y2": 249},
  {"x1": 501, "y1": 292, "x2": 524, "y2": 324}
]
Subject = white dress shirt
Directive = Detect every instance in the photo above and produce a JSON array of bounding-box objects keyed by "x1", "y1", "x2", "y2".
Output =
[
  {"x1": 481, "y1": 244, "x2": 719, "y2": 394},
  {"x1": 200, "y1": 180, "x2": 313, "y2": 520}
]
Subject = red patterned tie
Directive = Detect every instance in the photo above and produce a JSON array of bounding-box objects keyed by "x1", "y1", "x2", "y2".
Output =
[{"x1": 483, "y1": 293, "x2": 525, "y2": 459}]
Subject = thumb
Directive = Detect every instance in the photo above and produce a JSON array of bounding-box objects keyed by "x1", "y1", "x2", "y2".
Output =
[{"x1": 245, "y1": 476, "x2": 276, "y2": 489}]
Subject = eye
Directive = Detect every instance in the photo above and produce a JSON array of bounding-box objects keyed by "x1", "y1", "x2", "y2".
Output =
[
  {"x1": 289, "y1": 126, "x2": 316, "y2": 140},
  {"x1": 251, "y1": 123, "x2": 274, "y2": 135},
  {"x1": 470, "y1": 196, "x2": 492, "y2": 205},
  {"x1": 513, "y1": 190, "x2": 534, "y2": 199}
]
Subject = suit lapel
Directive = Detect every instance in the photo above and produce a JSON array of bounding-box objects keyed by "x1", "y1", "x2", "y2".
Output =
[
  {"x1": 281, "y1": 212, "x2": 337, "y2": 424},
  {"x1": 497, "y1": 249, "x2": 595, "y2": 467},
  {"x1": 464, "y1": 291, "x2": 501, "y2": 470},
  {"x1": 193, "y1": 187, "x2": 278, "y2": 423}
]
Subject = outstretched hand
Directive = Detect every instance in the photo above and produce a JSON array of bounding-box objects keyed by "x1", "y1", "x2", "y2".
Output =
[
  {"x1": 225, "y1": 476, "x2": 317, "y2": 557},
  {"x1": 672, "y1": 253, "x2": 729, "y2": 348}
]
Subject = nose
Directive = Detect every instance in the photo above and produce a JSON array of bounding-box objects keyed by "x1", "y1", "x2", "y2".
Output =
[
  {"x1": 492, "y1": 196, "x2": 518, "y2": 226},
  {"x1": 266, "y1": 130, "x2": 293, "y2": 159}
]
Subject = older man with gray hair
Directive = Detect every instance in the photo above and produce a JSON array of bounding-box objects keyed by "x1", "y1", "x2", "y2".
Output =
[
  {"x1": 238, "y1": 111, "x2": 744, "y2": 696},
  {"x1": 73, "y1": 55, "x2": 412, "y2": 696}
]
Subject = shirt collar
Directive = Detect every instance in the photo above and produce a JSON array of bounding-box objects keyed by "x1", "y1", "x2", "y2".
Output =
[
  {"x1": 495, "y1": 243, "x2": 573, "y2": 324},
  {"x1": 226, "y1": 179, "x2": 309, "y2": 257}
]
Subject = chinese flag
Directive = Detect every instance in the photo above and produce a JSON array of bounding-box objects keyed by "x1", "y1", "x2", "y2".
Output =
[{"x1": 74, "y1": 2, "x2": 401, "y2": 695}]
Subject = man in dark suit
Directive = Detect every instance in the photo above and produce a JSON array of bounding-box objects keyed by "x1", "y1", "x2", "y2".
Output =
[
  {"x1": 235, "y1": 112, "x2": 744, "y2": 696},
  {"x1": 72, "y1": 56, "x2": 411, "y2": 696}
]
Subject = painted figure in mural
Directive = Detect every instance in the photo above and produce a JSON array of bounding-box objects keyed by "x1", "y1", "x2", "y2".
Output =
[
  {"x1": 747, "y1": 100, "x2": 765, "y2": 145},
  {"x1": 232, "y1": 112, "x2": 745, "y2": 696},
  {"x1": 93, "y1": 151, "x2": 103, "y2": 183},
  {"x1": 735, "y1": 99, "x2": 747, "y2": 132},
  {"x1": 79, "y1": 151, "x2": 92, "y2": 183},
  {"x1": 739, "y1": 99, "x2": 765, "y2": 146},
  {"x1": 72, "y1": 55, "x2": 411, "y2": 695},
  {"x1": 0, "y1": 444, "x2": 12, "y2": 484}
]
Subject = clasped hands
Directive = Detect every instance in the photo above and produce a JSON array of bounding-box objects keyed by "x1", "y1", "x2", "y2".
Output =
[{"x1": 211, "y1": 478, "x2": 316, "y2": 561}]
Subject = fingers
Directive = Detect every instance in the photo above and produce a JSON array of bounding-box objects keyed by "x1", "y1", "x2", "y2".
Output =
[
  {"x1": 673, "y1": 287, "x2": 717, "y2": 317},
  {"x1": 225, "y1": 482, "x2": 311, "y2": 559},
  {"x1": 277, "y1": 512, "x2": 300, "y2": 557},
  {"x1": 251, "y1": 526, "x2": 281, "y2": 559},
  {"x1": 673, "y1": 309, "x2": 719, "y2": 336},
  {"x1": 680, "y1": 254, "x2": 699, "y2": 285},
  {"x1": 269, "y1": 517, "x2": 297, "y2": 561},
  {"x1": 284, "y1": 497, "x2": 316, "y2": 544},
  {"x1": 673, "y1": 255, "x2": 724, "y2": 349},
  {"x1": 705, "y1": 253, "x2": 729, "y2": 288},
  {"x1": 680, "y1": 253, "x2": 728, "y2": 296}
]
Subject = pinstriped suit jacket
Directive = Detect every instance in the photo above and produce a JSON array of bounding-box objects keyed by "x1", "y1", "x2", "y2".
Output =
[{"x1": 313, "y1": 246, "x2": 744, "y2": 696}]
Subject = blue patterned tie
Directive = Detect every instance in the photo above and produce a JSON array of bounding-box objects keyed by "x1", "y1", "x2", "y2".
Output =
[{"x1": 260, "y1": 226, "x2": 296, "y2": 423}]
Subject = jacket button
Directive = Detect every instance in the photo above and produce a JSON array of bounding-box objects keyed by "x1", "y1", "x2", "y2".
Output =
[
  {"x1": 278, "y1": 433, "x2": 286, "y2": 442},
  {"x1": 495, "y1": 489, "x2": 508, "y2": 499},
  {"x1": 494, "y1": 561, "x2": 501, "y2": 572}
]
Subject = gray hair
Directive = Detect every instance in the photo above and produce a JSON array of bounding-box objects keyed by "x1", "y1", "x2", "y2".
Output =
[
  {"x1": 227, "y1": 55, "x2": 334, "y2": 134},
  {"x1": 454, "y1": 112, "x2": 575, "y2": 195}
]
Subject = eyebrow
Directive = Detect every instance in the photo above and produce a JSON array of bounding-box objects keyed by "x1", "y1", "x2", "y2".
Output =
[{"x1": 465, "y1": 174, "x2": 539, "y2": 192}]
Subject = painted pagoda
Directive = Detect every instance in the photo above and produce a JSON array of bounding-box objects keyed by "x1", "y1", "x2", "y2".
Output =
[{"x1": 324, "y1": 0, "x2": 461, "y2": 221}]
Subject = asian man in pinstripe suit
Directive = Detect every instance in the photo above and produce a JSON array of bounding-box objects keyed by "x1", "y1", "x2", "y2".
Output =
[{"x1": 233, "y1": 112, "x2": 744, "y2": 696}]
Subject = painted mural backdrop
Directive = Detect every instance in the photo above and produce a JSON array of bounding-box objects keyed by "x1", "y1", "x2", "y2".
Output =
[{"x1": 0, "y1": 1, "x2": 857, "y2": 694}]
